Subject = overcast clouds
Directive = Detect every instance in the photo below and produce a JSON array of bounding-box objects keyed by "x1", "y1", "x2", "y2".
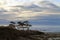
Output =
[
  {"x1": 0, "y1": 0, "x2": 60, "y2": 21},
  {"x1": 0, "y1": 0, "x2": 60, "y2": 6},
  {"x1": 0, "y1": 0, "x2": 60, "y2": 32}
]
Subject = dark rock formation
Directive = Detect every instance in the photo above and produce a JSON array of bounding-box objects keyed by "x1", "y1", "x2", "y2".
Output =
[{"x1": 0, "y1": 27, "x2": 45, "y2": 40}]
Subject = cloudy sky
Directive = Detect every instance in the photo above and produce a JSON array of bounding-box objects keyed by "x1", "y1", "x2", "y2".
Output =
[
  {"x1": 0, "y1": 0, "x2": 60, "y2": 6},
  {"x1": 0, "y1": 0, "x2": 60, "y2": 32}
]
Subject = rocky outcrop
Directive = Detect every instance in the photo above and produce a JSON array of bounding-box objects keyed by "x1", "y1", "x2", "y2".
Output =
[{"x1": 0, "y1": 27, "x2": 45, "y2": 40}]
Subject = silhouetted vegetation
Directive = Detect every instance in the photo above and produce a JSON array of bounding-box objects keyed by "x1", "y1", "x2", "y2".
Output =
[
  {"x1": 9, "y1": 21, "x2": 32, "y2": 30},
  {"x1": 0, "y1": 27, "x2": 45, "y2": 40},
  {"x1": 0, "y1": 20, "x2": 46, "y2": 40}
]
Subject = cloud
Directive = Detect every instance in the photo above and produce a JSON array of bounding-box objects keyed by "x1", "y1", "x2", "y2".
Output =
[
  {"x1": 30, "y1": 14, "x2": 60, "y2": 26},
  {"x1": 11, "y1": 3, "x2": 60, "y2": 13},
  {"x1": 0, "y1": 0, "x2": 60, "y2": 23},
  {"x1": 27, "y1": 14, "x2": 60, "y2": 32},
  {"x1": 0, "y1": 0, "x2": 60, "y2": 7},
  {"x1": 0, "y1": 2, "x2": 60, "y2": 21},
  {"x1": 10, "y1": 0, "x2": 60, "y2": 13},
  {"x1": 0, "y1": 0, "x2": 60, "y2": 32},
  {"x1": 0, "y1": 8, "x2": 7, "y2": 12},
  {"x1": 0, "y1": 19, "x2": 9, "y2": 25},
  {"x1": 0, "y1": 12, "x2": 20, "y2": 21}
]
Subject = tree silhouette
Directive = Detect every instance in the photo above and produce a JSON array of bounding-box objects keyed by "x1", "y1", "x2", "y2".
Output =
[
  {"x1": 23, "y1": 21, "x2": 32, "y2": 30},
  {"x1": 10, "y1": 21, "x2": 15, "y2": 24},
  {"x1": 9, "y1": 21, "x2": 16, "y2": 29},
  {"x1": 8, "y1": 21, "x2": 32, "y2": 30},
  {"x1": 17, "y1": 21, "x2": 24, "y2": 30},
  {"x1": 17, "y1": 21, "x2": 32, "y2": 30}
]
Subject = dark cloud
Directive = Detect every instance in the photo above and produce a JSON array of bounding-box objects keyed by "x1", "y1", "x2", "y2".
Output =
[
  {"x1": 0, "y1": 19, "x2": 10, "y2": 25},
  {"x1": 0, "y1": 8, "x2": 8, "y2": 12},
  {"x1": 29, "y1": 14, "x2": 60, "y2": 26}
]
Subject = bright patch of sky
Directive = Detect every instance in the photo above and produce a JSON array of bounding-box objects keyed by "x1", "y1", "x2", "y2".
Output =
[
  {"x1": 49, "y1": 0, "x2": 60, "y2": 6},
  {"x1": 0, "y1": 0, "x2": 60, "y2": 6}
]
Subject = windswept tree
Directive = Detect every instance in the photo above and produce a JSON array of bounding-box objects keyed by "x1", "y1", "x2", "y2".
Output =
[
  {"x1": 10, "y1": 21, "x2": 15, "y2": 24},
  {"x1": 17, "y1": 21, "x2": 24, "y2": 30},
  {"x1": 8, "y1": 21, "x2": 32, "y2": 30},
  {"x1": 23, "y1": 21, "x2": 32, "y2": 30},
  {"x1": 9, "y1": 21, "x2": 16, "y2": 29},
  {"x1": 17, "y1": 21, "x2": 32, "y2": 30}
]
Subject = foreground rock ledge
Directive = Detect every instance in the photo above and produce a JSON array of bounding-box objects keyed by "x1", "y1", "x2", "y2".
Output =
[{"x1": 0, "y1": 27, "x2": 45, "y2": 40}]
